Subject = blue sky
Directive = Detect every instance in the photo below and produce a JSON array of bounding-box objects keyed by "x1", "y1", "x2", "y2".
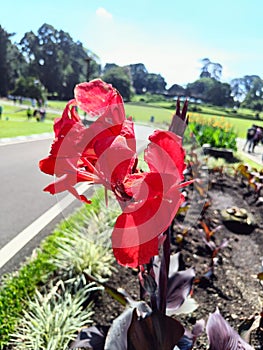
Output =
[{"x1": 1, "y1": 0, "x2": 263, "y2": 87}]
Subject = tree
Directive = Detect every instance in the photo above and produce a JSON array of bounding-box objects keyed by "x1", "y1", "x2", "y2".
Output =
[
  {"x1": 145, "y1": 73, "x2": 166, "y2": 94},
  {"x1": 12, "y1": 76, "x2": 47, "y2": 103},
  {"x1": 19, "y1": 23, "x2": 100, "y2": 100},
  {"x1": 187, "y1": 78, "x2": 233, "y2": 106},
  {"x1": 166, "y1": 84, "x2": 185, "y2": 97},
  {"x1": 128, "y1": 63, "x2": 148, "y2": 94},
  {"x1": 200, "y1": 58, "x2": 222, "y2": 81},
  {"x1": 102, "y1": 66, "x2": 132, "y2": 101},
  {"x1": 230, "y1": 75, "x2": 263, "y2": 109},
  {"x1": 103, "y1": 63, "x2": 119, "y2": 74},
  {"x1": 0, "y1": 26, "x2": 26, "y2": 96},
  {"x1": 241, "y1": 75, "x2": 263, "y2": 110}
]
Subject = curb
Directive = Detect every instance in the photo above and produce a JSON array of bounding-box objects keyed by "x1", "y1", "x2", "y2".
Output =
[{"x1": 0, "y1": 133, "x2": 53, "y2": 146}]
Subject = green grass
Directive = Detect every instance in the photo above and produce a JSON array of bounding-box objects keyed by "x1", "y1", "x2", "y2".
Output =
[
  {"x1": 46, "y1": 100, "x2": 68, "y2": 109},
  {"x1": 0, "y1": 119, "x2": 53, "y2": 138},
  {"x1": 0, "y1": 100, "x2": 56, "y2": 138},
  {"x1": 125, "y1": 103, "x2": 173, "y2": 124},
  {"x1": 1, "y1": 97, "x2": 263, "y2": 140},
  {"x1": 124, "y1": 102, "x2": 263, "y2": 138}
]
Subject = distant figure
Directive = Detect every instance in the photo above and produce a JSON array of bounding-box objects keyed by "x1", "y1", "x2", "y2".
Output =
[
  {"x1": 243, "y1": 125, "x2": 256, "y2": 152},
  {"x1": 249, "y1": 127, "x2": 263, "y2": 153},
  {"x1": 39, "y1": 108, "x2": 46, "y2": 122},
  {"x1": 26, "y1": 108, "x2": 32, "y2": 120},
  {"x1": 0, "y1": 105, "x2": 2, "y2": 119},
  {"x1": 150, "y1": 115, "x2": 155, "y2": 123}
]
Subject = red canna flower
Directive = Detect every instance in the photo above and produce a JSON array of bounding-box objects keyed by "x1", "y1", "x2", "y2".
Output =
[{"x1": 39, "y1": 79, "x2": 189, "y2": 268}]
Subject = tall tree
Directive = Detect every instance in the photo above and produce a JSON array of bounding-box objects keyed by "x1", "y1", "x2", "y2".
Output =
[
  {"x1": 12, "y1": 76, "x2": 47, "y2": 102},
  {"x1": 200, "y1": 58, "x2": 222, "y2": 81},
  {"x1": 187, "y1": 77, "x2": 233, "y2": 106},
  {"x1": 128, "y1": 63, "x2": 148, "y2": 94},
  {"x1": 19, "y1": 23, "x2": 100, "y2": 100},
  {"x1": 230, "y1": 75, "x2": 263, "y2": 104},
  {"x1": 0, "y1": 26, "x2": 26, "y2": 96},
  {"x1": 241, "y1": 75, "x2": 263, "y2": 110},
  {"x1": 145, "y1": 73, "x2": 166, "y2": 93},
  {"x1": 102, "y1": 66, "x2": 132, "y2": 101}
]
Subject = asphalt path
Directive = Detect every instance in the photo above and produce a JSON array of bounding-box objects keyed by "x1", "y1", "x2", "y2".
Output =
[
  {"x1": 0, "y1": 138, "x2": 56, "y2": 247},
  {"x1": 0, "y1": 124, "x2": 154, "y2": 275},
  {"x1": 0, "y1": 137, "x2": 82, "y2": 275}
]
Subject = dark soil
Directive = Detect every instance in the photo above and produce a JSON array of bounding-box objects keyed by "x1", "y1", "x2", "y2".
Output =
[{"x1": 91, "y1": 171, "x2": 263, "y2": 349}]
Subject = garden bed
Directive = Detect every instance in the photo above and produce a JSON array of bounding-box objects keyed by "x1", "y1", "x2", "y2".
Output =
[{"x1": 89, "y1": 171, "x2": 263, "y2": 349}]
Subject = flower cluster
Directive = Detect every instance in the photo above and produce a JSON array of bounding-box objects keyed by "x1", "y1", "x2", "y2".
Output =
[{"x1": 39, "y1": 79, "x2": 189, "y2": 268}]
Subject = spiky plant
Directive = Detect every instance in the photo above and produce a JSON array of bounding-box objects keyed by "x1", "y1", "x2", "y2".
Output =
[
  {"x1": 51, "y1": 230, "x2": 116, "y2": 290},
  {"x1": 10, "y1": 281, "x2": 98, "y2": 350}
]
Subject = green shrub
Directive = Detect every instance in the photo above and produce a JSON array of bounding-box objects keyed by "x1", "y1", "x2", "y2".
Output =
[{"x1": 186, "y1": 116, "x2": 237, "y2": 150}]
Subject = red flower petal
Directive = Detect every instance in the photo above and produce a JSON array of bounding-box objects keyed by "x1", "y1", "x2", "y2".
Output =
[
  {"x1": 145, "y1": 130, "x2": 186, "y2": 182},
  {"x1": 74, "y1": 79, "x2": 125, "y2": 123},
  {"x1": 94, "y1": 135, "x2": 136, "y2": 191},
  {"x1": 111, "y1": 173, "x2": 183, "y2": 267},
  {"x1": 113, "y1": 236, "x2": 159, "y2": 268},
  {"x1": 43, "y1": 174, "x2": 92, "y2": 204}
]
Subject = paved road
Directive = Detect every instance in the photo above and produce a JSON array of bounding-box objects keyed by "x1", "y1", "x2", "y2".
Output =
[
  {"x1": 0, "y1": 137, "x2": 88, "y2": 275},
  {"x1": 0, "y1": 137, "x2": 57, "y2": 247},
  {"x1": 236, "y1": 137, "x2": 263, "y2": 166}
]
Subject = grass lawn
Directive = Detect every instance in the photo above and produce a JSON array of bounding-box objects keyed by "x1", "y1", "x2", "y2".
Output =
[
  {"x1": 0, "y1": 100, "x2": 56, "y2": 138},
  {"x1": 125, "y1": 102, "x2": 263, "y2": 139},
  {"x1": 125, "y1": 103, "x2": 173, "y2": 125},
  {"x1": 1, "y1": 97, "x2": 263, "y2": 140},
  {"x1": 0, "y1": 119, "x2": 53, "y2": 138}
]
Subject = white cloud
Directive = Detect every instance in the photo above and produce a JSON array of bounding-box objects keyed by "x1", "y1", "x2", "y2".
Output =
[{"x1": 95, "y1": 7, "x2": 113, "y2": 20}]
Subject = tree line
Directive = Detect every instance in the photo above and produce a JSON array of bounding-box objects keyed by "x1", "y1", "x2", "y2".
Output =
[{"x1": 1, "y1": 24, "x2": 263, "y2": 111}]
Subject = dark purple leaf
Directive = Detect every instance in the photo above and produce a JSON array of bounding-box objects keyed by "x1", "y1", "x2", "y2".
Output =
[
  {"x1": 104, "y1": 302, "x2": 151, "y2": 350},
  {"x1": 166, "y1": 268, "x2": 195, "y2": 312},
  {"x1": 70, "y1": 325, "x2": 109, "y2": 349},
  {"x1": 127, "y1": 309, "x2": 184, "y2": 350},
  {"x1": 153, "y1": 253, "x2": 180, "y2": 286},
  {"x1": 104, "y1": 308, "x2": 133, "y2": 350},
  {"x1": 192, "y1": 319, "x2": 205, "y2": 338},
  {"x1": 166, "y1": 296, "x2": 198, "y2": 316},
  {"x1": 206, "y1": 309, "x2": 254, "y2": 350},
  {"x1": 176, "y1": 319, "x2": 205, "y2": 350}
]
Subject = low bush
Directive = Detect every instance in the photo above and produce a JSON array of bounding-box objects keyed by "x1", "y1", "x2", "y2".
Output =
[
  {"x1": 186, "y1": 115, "x2": 237, "y2": 150},
  {"x1": 10, "y1": 281, "x2": 96, "y2": 350}
]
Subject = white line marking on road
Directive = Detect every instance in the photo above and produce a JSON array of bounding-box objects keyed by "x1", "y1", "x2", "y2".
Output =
[{"x1": 0, "y1": 183, "x2": 90, "y2": 269}]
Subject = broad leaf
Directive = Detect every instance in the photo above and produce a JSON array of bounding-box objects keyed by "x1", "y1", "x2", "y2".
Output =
[
  {"x1": 167, "y1": 296, "x2": 198, "y2": 316},
  {"x1": 127, "y1": 309, "x2": 184, "y2": 350},
  {"x1": 166, "y1": 268, "x2": 195, "y2": 313},
  {"x1": 70, "y1": 325, "x2": 109, "y2": 349},
  {"x1": 206, "y1": 309, "x2": 254, "y2": 350},
  {"x1": 104, "y1": 302, "x2": 151, "y2": 350}
]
